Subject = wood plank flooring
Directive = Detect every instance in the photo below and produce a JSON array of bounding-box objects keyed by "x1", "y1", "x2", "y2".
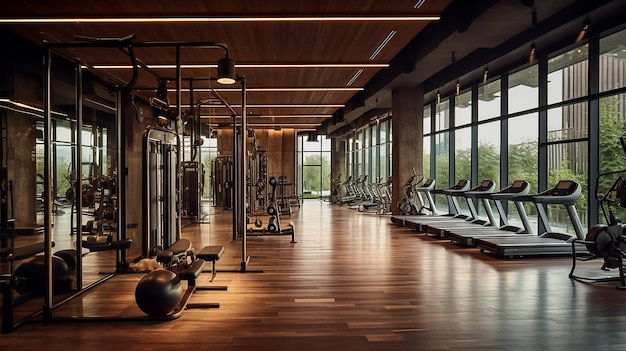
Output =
[{"x1": 3, "y1": 200, "x2": 626, "y2": 350}]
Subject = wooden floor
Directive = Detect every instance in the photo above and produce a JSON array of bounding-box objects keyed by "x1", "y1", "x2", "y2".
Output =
[{"x1": 3, "y1": 200, "x2": 626, "y2": 349}]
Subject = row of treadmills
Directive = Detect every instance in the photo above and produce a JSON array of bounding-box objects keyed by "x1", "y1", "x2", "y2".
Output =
[{"x1": 390, "y1": 178, "x2": 586, "y2": 257}]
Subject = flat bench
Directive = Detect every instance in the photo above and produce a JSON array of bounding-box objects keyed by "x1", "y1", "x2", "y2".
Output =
[
  {"x1": 156, "y1": 239, "x2": 193, "y2": 267},
  {"x1": 196, "y1": 246, "x2": 224, "y2": 282}
]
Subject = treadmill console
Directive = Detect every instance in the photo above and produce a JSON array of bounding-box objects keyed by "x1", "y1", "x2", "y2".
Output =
[
  {"x1": 551, "y1": 180, "x2": 578, "y2": 196},
  {"x1": 420, "y1": 178, "x2": 435, "y2": 188},
  {"x1": 476, "y1": 180, "x2": 495, "y2": 191},
  {"x1": 452, "y1": 179, "x2": 469, "y2": 190},
  {"x1": 501, "y1": 180, "x2": 529, "y2": 194}
]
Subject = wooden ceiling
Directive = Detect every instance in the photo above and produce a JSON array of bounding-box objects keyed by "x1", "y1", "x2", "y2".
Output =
[{"x1": 0, "y1": 0, "x2": 451, "y2": 130}]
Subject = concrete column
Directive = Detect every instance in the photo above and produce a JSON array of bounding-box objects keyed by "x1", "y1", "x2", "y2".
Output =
[
  {"x1": 330, "y1": 137, "x2": 346, "y2": 183},
  {"x1": 391, "y1": 86, "x2": 424, "y2": 214}
]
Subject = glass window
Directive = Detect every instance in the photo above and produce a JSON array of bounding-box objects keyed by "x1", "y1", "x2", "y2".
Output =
[
  {"x1": 547, "y1": 102, "x2": 588, "y2": 143},
  {"x1": 454, "y1": 127, "x2": 471, "y2": 182},
  {"x1": 435, "y1": 98, "x2": 450, "y2": 131},
  {"x1": 598, "y1": 92, "x2": 626, "y2": 223},
  {"x1": 547, "y1": 140, "x2": 588, "y2": 234},
  {"x1": 372, "y1": 145, "x2": 379, "y2": 179},
  {"x1": 477, "y1": 121, "x2": 501, "y2": 223},
  {"x1": 455, "y1": 90, "x2": 472, "y2": 126},
  {"x1": 423, "y1": 135, "x2": 431, "y2": 179},
  {"x1": 478, "y1": 78, "x2": 501, "y2": 121},
  {"x1": 548, "y1": 44, "x2": 589, "y2": 105},
  {"x1": 364, "y1": 148, "x2": 370, "y2": 178},
  {"x1": 434, "y1": 131, "x2": 449, "y2": 213},
  {"x1": 379, "y1": 145, "x2": 388, "y2": 181},
  {"x1": 508, "y1": 65, "x2": 538, "y2": 114},
  {"x1": 599, "y1": 28, "x2": 626, "y2": 92},
  {"x1": 423, "y1": 105, "x2": 431, "y2": 134},
  {"x1": 380, "y1": 120, "x2": 387, "y2": 144},
  {"x1": 477, "y1": 121, "x2": 501, "y2": 183},
  {"x1": 372, "y1": 124, "x2": 380, "y2": 146},
  {"x1": 508, "y1": 113, "x2": 538, "y2": 191},
  {"x1": 508, "y1": 113, "x2": 539, "y2": 233}
]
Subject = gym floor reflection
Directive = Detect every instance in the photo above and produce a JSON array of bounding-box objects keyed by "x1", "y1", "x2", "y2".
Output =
[{"x1": 3, "y1": 200, "x2": 626, "y2": 350}]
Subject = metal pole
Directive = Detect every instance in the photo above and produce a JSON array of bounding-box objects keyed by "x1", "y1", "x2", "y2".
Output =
[
  {"x1": 176, "y1": 46, "x2": 182, "y2": 240},
  {"x1": 75, "y1": 62, "x2": 83, "y2": 289},
  {"x1": 116, "y1": 90, "x2": 125, "y2": 271},
  {"x1": 42, "y1": 44, "x2": 53, "y2": 322},
  {"x1": 240, "y1": 77, "x2": 248, "y2": 271},
  {"x1": 232, "y1": 114, "x2": 238, "y2": 242}
]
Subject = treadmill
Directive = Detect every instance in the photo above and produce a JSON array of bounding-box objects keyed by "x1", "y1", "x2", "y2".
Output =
[
  {"x1": 475, "y1": 180, "x2": 586, "y2": 257},
  {"x1": 390, "y1": 178, "x2": 437, "y2": 226},
  {"x1": 446, "y1": 180, "x2": 534, "y2": 247},
  {"x1": 422, "y1": 180, "x2": 497, "y2": 239},
  {"x1": 403, "y1": 179, "x2": 470, "y2": 232}
]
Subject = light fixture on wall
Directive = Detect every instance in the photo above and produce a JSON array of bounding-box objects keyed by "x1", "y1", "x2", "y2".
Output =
[
  {"x1": 456, "y1": 80, "x2": 460, "y2": 96},
  {"x1": 306, "y1": 131, "x2": 319, "y2": 142},
  {"x1": 217, "y1": 56, "x2": 236, "y2": 84},
  {"x1": 483, "y1": 66, "x2": 488, "y2": 84},
  {"x1": 528, "y1": 8, "x2": 537, "y2": 64},
  {"x1": 436, "y1": 90, "x2": 441, "y2": 104},
  {"x1": 575, "y1": 17, "x2": 590, "y2": 43}
]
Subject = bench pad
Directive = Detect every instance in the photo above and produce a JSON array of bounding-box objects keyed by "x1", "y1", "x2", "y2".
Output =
[
  {"x1": 197, "y1": 246, "x2": 224, "y2": 262},
  {"x1": 178, "y1": 259, "x2": 206, "y2": 280}
]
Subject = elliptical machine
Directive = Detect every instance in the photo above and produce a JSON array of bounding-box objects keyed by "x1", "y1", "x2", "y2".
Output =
[
  {"x1": 570, "y1": 137, "x2": 626, "y2": 289},
  {"x1": 397, "y1": 169, "x2": 423, "y2": 215}
]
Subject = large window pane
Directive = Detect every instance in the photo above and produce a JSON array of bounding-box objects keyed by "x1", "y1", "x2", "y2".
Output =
[
  {"x1": 372, "y1": 145, "x2": 379, "y2": 179},
  {"x1": 454, "y1": 127, "x2": 471, "y2": 181},
  {"x1": 423, "y1": 105, "x2": 432, "y2": 134},
  {"x1": 478, "y1": 78, "x2": 501, "y2": 121},
  {"x1": 508, "y1": 113, "x2": 539, "y2": 233},
  {"x1": 379, "y1": 145, "x2": 388, "y2": 181},
  {"x1": 547, "y1": 102, "x2": 588, "y2": 143},
  {"x1": 423, "y1": 135, "x2": 431, "y2": 179},
  {"x1": 435, "y1": 98, "x2": 450, "y2": 131},
  {"x1": 380, "y1": 120, "x2": 387, "y2": 144},
  {"x1": 455, "y1": 90, "x2": 472, "y2": 126},
  {"x1": 477, "y1": 121, "x2": 501, "y2": 183},
  {"x1": 548, "y1": 44, "x2": 589, "y2": 105},
  {"x1": 547, "y1": 140, "x2": 588, "y2": 234},
  {"x1": 598, "y1": 92, "x2": 626, "y2": 225},
  {"x1": 434, "y1": 132, "x2": 449, "y2": 213},
  {"x1": 508, "y1": 113, "x2": 538, "y2": 190},
  {"x1": 508, "y1": 65, "x2": 538, "y2": 114},
  {"x1": 600, "y1": 28, "x2": 626, "y2": 92}
]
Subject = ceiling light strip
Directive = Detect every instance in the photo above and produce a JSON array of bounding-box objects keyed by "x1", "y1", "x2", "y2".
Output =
[
  {"x1": 89, "y1": 63, "x2": 389, "y2": 69},
  {"x1": 346, "y1": 69, "x2": 363, "y2": 86},
  {"x1": 160, "y1": 87, "x2": 363, "y2": 92},
  {"x1": 0, "y1": 16, "x2": 440, "y2": 24},
  {"x1": 200, "y1": 115, "x2": 332, "y2": 118},
  {"x1": 172, "y1": 104, "x2": 344, "y2": 108},
  {"x1": 369, "y1": 30, "x2": 397, "y2": 60}
]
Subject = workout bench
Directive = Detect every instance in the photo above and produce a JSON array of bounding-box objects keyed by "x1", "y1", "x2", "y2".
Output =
[
  {"x1": 177, "y1": 259, "x2": 220, "y2": 309},
  {"x1": 156, "y1": 239, "x2": 194, "y2": 268},
  {"x1": 197, "y1": 245, "x2": 225, "y2": 283}
]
